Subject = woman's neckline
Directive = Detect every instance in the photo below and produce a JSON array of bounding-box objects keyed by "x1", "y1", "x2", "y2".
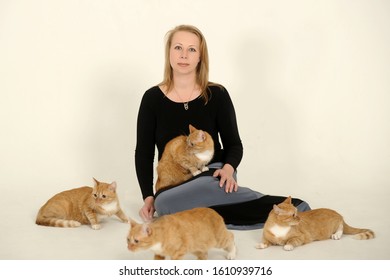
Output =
[{"x1": 157, "y1": 85, "x2": 200, "y2": 105}]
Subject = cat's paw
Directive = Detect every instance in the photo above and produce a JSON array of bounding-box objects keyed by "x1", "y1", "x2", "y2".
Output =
[
  {"x1": 226, "y1": 246, "x2": 237, "y2": 260},
  {"x1": 120, "y1": 217, "x2": 129, "y2": 223},
  {"x1": 255, "y1": 242, "x2": 268, "y2": 249},
  {"x1": 91, "y1": 224, "x2": 101, "y2": 230},
  {"x1": 283, "y1": 244, "x2": 294, "y2": 251},
  {"x1": 331, "y1": 231, "x2": 342, "y2": 240},
  {"x1": 69, "y1": 221, "x2": 81, "y2": 227},
  {"x1": 192, "y1": 170, "x2": 201, "y2": 176},
  {"x1": 201, "y1": 166, "x2": 209, "y2": 172}
]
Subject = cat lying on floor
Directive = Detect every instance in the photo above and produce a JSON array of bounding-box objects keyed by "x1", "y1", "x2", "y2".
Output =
[
  {"x1": 36, "y1": 178, "x2": 128, "y2": 229},
  {"x1": 256, "y1": 196, "x2": 375, "y2": 251}
]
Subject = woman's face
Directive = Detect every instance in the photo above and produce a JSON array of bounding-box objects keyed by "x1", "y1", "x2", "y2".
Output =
[{"x1": 169, "y1": 31, "x2": 201, "y2": 77}]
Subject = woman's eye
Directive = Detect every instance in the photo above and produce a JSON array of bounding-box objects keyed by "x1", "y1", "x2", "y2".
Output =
[
  {"x1": 174, "y1": 45, "x2": 182, "y2": 50},
  {"x1": 189, "y1": 47, "x2": 197, "y2": 52}
]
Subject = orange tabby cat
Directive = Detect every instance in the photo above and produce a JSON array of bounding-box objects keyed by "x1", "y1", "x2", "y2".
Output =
[
  {"x1": 256, "y1": 196, "x2": 375, "y2": 251},
  {"x1": 155, "y1": 124, "x2": 214, "y2": 192},
  {"x1": 127, "y1": 207, "x2": 236, "y2": 260},
  {"x1": 36, "y1": 178, "x2": 128, "y2": 229}
]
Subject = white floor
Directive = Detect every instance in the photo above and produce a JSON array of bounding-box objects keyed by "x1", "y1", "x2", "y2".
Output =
[{"x1": 0, "y1": 184, "x2": 388, "y2": 261}]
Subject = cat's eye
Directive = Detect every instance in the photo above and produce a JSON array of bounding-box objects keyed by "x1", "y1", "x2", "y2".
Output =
[
  {"x1": 93, "y1": 194, "x2": 98, "y2": 198},
  {"x1": 102, "y1": 195, "x2": 106, "y2": 199},
  {"x1": 134, "y1": 239, "x2": 139, "y2": 244}
]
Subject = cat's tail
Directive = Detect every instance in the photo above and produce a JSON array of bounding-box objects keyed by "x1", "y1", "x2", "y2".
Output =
[
  {"x1": 36, "y1": 217, "x2": 81, "y2": 228},
  {"x1": 343, "y1": 221, "x2": 375, "y2": 240}
]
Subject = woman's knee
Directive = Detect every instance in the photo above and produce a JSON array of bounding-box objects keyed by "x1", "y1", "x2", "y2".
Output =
[{"x1": 297, "y1": 201, "x2": 311, "y2": 212}]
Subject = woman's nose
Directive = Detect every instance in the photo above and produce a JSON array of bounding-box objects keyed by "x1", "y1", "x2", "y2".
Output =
[{"x1": 180, "y1": 50, "x2": 187, "y2": 58}]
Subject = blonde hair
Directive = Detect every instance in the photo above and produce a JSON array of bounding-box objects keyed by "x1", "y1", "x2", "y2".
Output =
[{"x1": 159, "y1": 25, "x2": 219, "y2": 103}]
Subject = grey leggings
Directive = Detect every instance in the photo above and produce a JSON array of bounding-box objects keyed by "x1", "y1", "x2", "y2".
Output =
[{"x1": 154, "y1": 162, "x2": 311, "y2": 230}]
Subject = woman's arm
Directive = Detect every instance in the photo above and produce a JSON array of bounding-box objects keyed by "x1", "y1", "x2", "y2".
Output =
[
  {"x1": 135, "y1": 91, "x2": 157, "y2": 199},
  {"x1": 214, "y1": 87, "x2": 243, "y2": 192}
]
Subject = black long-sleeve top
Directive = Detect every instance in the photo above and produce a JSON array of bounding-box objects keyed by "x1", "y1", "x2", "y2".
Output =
[{"x1": 135, "y1": 85, "x2": 243, "y2": 199}]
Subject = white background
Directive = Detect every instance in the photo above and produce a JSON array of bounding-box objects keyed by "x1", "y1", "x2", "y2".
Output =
[{"x1": 0, "y1": 0, "x2": 389, "y2": 260}]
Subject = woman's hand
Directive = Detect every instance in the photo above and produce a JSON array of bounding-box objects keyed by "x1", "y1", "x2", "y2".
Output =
[
  {"x1": 213, "y1": 163, "x2": 238, "y2": 193},
  {"x1": 139, "y1": 196, "x2": 155, "y2": 221}
]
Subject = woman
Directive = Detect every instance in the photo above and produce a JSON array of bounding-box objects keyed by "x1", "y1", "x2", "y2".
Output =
[{"x1": 135, "y1": 25, "x2": 310, "y2": 229}]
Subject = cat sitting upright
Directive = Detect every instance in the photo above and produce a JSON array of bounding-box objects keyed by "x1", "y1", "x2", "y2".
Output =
[
  {"x1": 127, "y1": 207, "x2": 236, "y2": 260},
  {"x1": 256, "y1": 196, "x2": 375, "y2": 251},
  {"x1": 155, "y1": 124, "x2": 214, "y2": 192},
  {"x1": 36, "y1": 178, "x2": 128, "y2": 229}
]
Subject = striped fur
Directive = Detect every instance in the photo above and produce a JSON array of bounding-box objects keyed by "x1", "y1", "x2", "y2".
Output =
[
  {"x1": 344, "y1": 222, "x2": 375, "y2": 240},
  {"x1": 155, "y1": 124, "x2": 214, "y2": 192},
  {"x1": 36, "y1": 178, "x2": 128, "y2": 229},
  {"x1": 256, "y1": 196, "x2": 375, "y2": 251},
  {"x1": 127, "y1": 208, "x2": 236, "y2": 260}
]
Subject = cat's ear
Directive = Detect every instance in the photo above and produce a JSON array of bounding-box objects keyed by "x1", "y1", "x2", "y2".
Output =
[
  {"x1": 109, "y1": 181, "x2": 117, "y2": 192},
  {"x1": 142, "y1": 223, "x2": 153, "y2": 236},
  {"x1": 129, "y1": 218, "x2": 138, "y2": 228},
  {"x1": 273, "y1": 204, "x2": 282, "y2": 215},
  {"x1": 189, "y1": 124, "x2": 196, "y2": 133},
  {"x1": 93, "y1": 177, "x2": 100, "y2": 186},
  {"x1": 200, "y1": 131, "x2": 206, "y2": 141},
  {"x1": 284, "y1": 196, "x2": 292, "y2": 204}
]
